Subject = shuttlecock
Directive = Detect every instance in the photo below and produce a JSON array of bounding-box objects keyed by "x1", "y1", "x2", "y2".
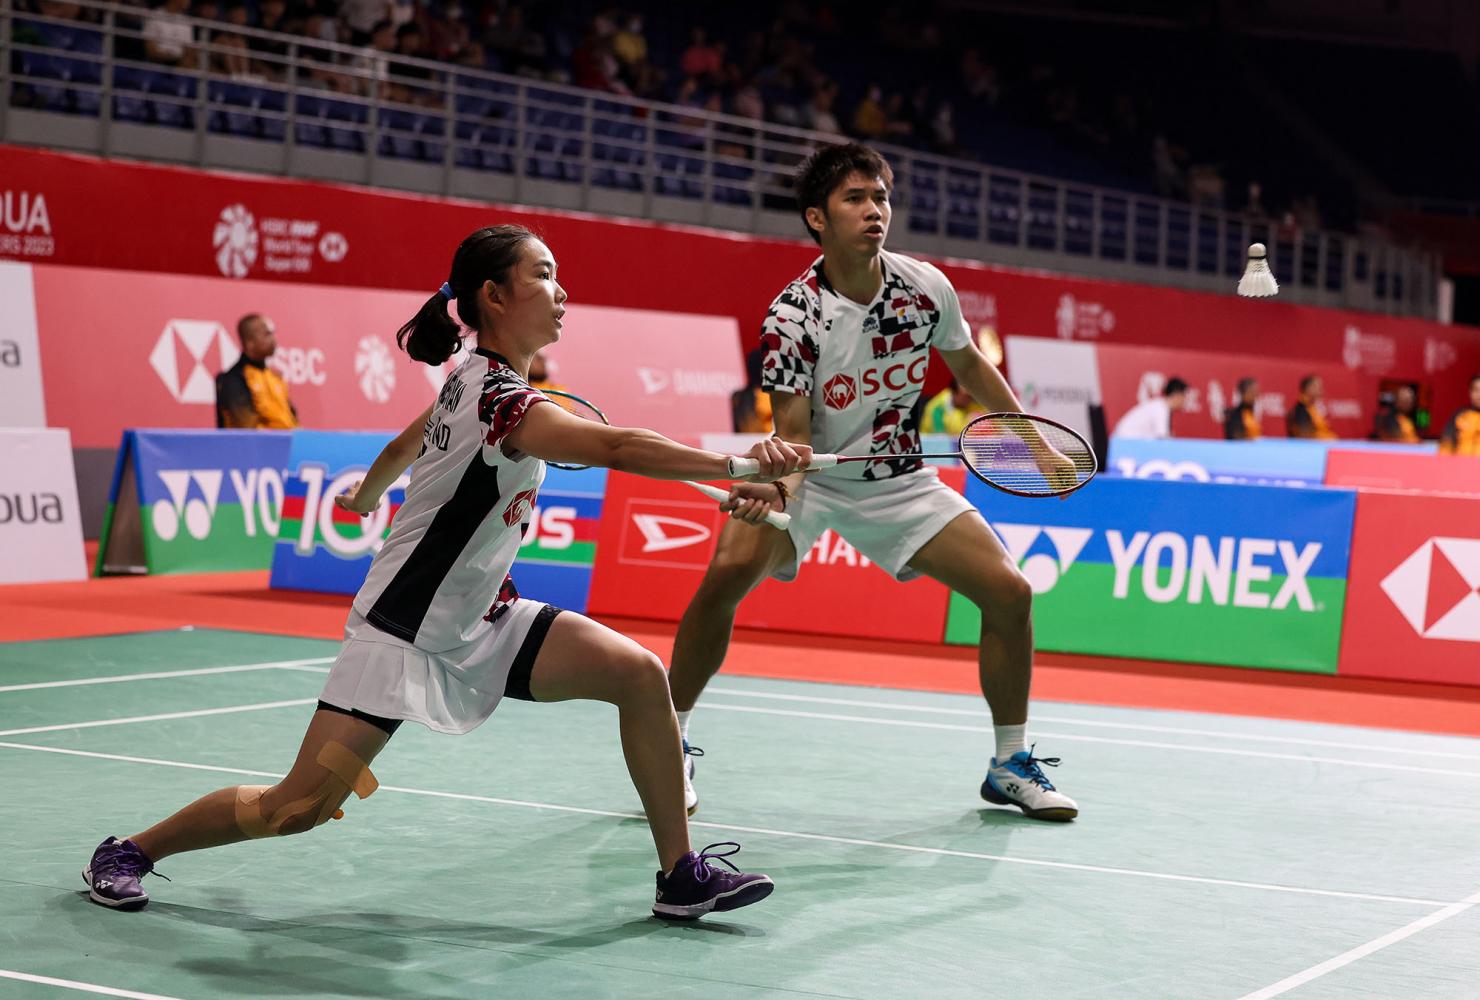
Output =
[{"x1": 1238, "y1": 243, "x2": 1279, "y2": 298}]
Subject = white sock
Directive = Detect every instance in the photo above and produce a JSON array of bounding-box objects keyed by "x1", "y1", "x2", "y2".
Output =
[
  {"x1": 994, "y1": 724, "x2": 1027, "y2": 764},
  {"x1": 677, "y1": 710, "x2": 693, "y2": 743}
]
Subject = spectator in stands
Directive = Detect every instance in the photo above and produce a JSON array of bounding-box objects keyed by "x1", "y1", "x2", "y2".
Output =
[
  {"x1": 680, "y1": 26, "x2": 722, "y2": 85},
  {"x1": 143, "y1": 0, "x2": 196, "y2": 67},
  {"x1": 806, "y1": 81, "x2": 841, "y2": 136},
  {"x1": 1439, "y1": 374, "x2": 1480, "y2": 456},
  {"x1": 1112, "y1": 377, "x2": 1188, "y2": 440},
  {"x1": 352, "y1": 20, "x2": 396, "y2": 98},
  {"x1": 922, "y1": 379, "x2": 986, "y2": 436},
  {"x1": 216, "y1": 314, "x2": 298, "y2": 430},
  {"x1": 612, "y1": 12, "x2": 646, "y2": 72},
  {"x1": 484, "y1": 5, "x2": 546, "y2": 78},
  {"x1": 391, "y1": 22, "x2": 440, "y2": 104},
  {"x1": 852, "y1": 84, "x2": 886, "y2": 139},
  {"x1": 882, "y1": 92, "x2": 912, "y2": 141},
  {"x1": 339, "y1": 0, "x2": 388, "y2": 46},
  {"x1": 1376, "y1": 385, "x2": 1422, "y2": 443},
  {"x1": 1224, "y1": 377, "x2": 1261, "y2": 440},
  {"x1": 247, "y1": 0, "x2": 292, "y2": 78},
  {"x1": 1286, "y1": 374, "x2": 1337, "y2": 439},
  {"x1": 211, "y1": 5, "x2": 254, "y2": 79},
  {"x1": 731, "y1": 348, "x2": 773, "y2": 434}
]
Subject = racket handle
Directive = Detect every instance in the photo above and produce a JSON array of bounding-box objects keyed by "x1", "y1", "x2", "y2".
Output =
[
  {"x1": 683, "y1": 481, "x2": 790, "y2": 531},
  {"x1": 727, "y1": 454, "x2": 838, "y2": 476}
]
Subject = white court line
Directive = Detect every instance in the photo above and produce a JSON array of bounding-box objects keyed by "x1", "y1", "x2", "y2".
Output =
[
  {"x1": 0, "y1": 969, "x2": 185, "y2": 1000},
  {"x1": 708, "y1": 686, "x2": 1480, "y2": 761},
  {"x1": 0, "y1": 658, "x2": 335, "y2": 694},
  {"x1": 0, "y1": 700, "x2": 317, "y2": 738},
  {"x1": 1236, "y1": 887, "x2": 1480, "y2": 999},
  {"x1": 701, "y1": 702, "x2": 1480, "y2": 779},
  {"x1": 0, "y1": 739, "x2": 1453, "y2": 909}
]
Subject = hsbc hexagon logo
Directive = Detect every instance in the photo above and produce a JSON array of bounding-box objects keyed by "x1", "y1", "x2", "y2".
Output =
[
  {"x1": 149, "y1": 320, "x2": 241, "y2": 404},
  {"x1": 1380, "y1": 537, "x2": 1480, "y2": 642},
  {"x1": 822, "y1": 373, "x2": 858, "y2": 410}
]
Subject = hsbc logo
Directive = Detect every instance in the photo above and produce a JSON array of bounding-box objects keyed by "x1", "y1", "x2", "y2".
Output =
[
  {"x1": 994, "y1": 523, "x2": 1092, "y2": 593},
  {"x1": 821, "y1": 357, "x2": 928, "y2": 410},
  {"x1": 618, "y1": 500, "x2": 717, "y2": 568},
  {"x1": 1381, "y1": 537, "x2": 1480, "y2": 643},
  {"x1": 149, "y1": 320, "x2": 241, "y2": 404}
]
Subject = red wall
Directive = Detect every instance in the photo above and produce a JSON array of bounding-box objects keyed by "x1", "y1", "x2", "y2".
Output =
[{"x1": 7, "y1": 143, "x2": 1480, "y2": 424}]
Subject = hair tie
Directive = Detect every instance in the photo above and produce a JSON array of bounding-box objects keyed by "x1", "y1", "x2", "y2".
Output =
[{"x1": 439, "y1": 282, "x2": 455, "y2": 300}]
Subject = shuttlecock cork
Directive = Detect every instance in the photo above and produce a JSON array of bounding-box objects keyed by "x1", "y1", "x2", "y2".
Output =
[{"x1": 1238, "y1": 243, "x2": 1279, "y2": 298}]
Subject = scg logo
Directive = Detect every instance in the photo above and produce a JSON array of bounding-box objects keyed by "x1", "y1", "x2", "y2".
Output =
[{"x1": 821, "y1": 357, "x2": 928, "y2": 410}]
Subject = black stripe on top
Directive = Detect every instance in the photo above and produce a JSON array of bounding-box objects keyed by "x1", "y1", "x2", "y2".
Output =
[{"x1": 366, "y1": 454, "x2": 502, "y2": 644}]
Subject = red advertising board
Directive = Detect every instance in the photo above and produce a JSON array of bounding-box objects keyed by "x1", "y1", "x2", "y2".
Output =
[
  {"x1": 1094, "y1": 342, "x2": 1373, "y2": 439},
  {"x1": 23, "y1": 264, "x2": 740, "y2": 448},
  {"x1": 7, "y1": 144, "x2": 1480, "y2": 428},
  {"x1": 586, "y1": 471, "x2": 954, "y2": 643},
  {"x1": 1324, "y1": 450, "x2": 1480, "y2": 496},
  {"x1": 1339, "y1": 490, "x2": 1480, "y2": 685}
]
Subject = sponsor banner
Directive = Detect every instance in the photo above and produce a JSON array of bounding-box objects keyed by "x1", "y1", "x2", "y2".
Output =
[
  {"x1": 946, "y1": 477, "x2": 1356, "y2": 672},
  {"x1": 1339, "y1": 490, "x2": 1480, "y2": 685},
  {"x1": 586, "y1": 471, "x2": 953, "y2": 643},
  {"x1": 96, "y1": 429, "x2": 291, "y2": 575},
  {"x1": 0, "y1": 262, "x2": 46, "y2": 425},
  {"x1": 1002, "y1": 338, "x2": 1100, "y2": 439},
  {"x1": 1324, "y1": 450, "x2": 1480, "y2": 496},
  {"x1": 29, "y1": 263, "x2": 741, "y2": 448},
  {"x1": 1107, "y1": 438, "x2": 1434, "y2": 488},
  {"x1": 8, "y1": 144, "x2": 1480, "y2": 431},
  {"x1": 268, "y1": 430, "x2": 602, "y2": 611},
  {"x1": 1095, "y1": 342, "x2": 1373, "y2": 440},
  {"x1": 0, "y1": 428, "x2": 86, "y2": 583}
]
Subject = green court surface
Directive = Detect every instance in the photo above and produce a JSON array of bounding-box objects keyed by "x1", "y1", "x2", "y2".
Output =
[{"x1": 2, "y1": 629, "x2": 1479, "y2": 999}]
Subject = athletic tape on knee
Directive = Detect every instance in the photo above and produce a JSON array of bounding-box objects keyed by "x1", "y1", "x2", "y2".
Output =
[
  {"x1": 317, "y1": 741, "x2": 378, "y2": 800},
  {"x1": 232, "y1": 743, "x2": 376, "y2": 837},
  {"x1": 234, "y1": 785, "x2": 273, "y2": 838}
]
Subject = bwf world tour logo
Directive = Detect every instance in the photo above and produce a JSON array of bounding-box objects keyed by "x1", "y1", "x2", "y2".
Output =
[
  {"x1": 355, "y1": 335, "x2": 396, "y2": 403},
  {"x1": 213, "y1": 204, "x2": 259, "y2": 278},
  {"x1": 1381, "y1": 537, "x2": 1480, "y2": 643}
]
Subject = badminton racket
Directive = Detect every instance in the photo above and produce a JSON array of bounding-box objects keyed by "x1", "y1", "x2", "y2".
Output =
[
  {"x1": 731, "y1": 412, "x2": 1096, "y2": 498},
  {"x1": 539, "y1": 389, "x2": 792, "y2": 530}
]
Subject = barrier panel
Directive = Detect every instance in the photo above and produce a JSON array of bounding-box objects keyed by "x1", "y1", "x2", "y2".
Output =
[
  {"x1": 1108, "y1": 438, "x2": 1434, "y2": 487},
  {"x1": 0, "y1": 428, "x2": 86, "y2": 583},
  {"x1": 96, "y1": 429, "x2": 290, "y2": 575},
  {"x1": 267, "y1": 430, "x2": 604, "y2": 612},
  {"x1": 1324, "y1": 450, "x2": 1480, "y2": 495},
  {"x1": 586, "y1": 470, "x2": 959, "y2": 643},
  {"x1": 946, "y1": 476, "x2": 1357, "y2": 673},
  {"x1": 1338, "y1": 490, "x2": 1480, "y2": 685}
]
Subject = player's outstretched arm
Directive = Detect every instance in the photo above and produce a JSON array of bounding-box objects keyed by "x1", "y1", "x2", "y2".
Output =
[
  {"x1": 939, "y1": 343, "x2": 1022, "y2": 413},
  {"x1": 506, "y1": 401, "x2": 811, "y2": 482},
  {"x1": 722, "y1": 392, "x2": 814, "y2": 523},
  {"x1": 336, "y1": 405, "x2": 433, "y2": 515}
]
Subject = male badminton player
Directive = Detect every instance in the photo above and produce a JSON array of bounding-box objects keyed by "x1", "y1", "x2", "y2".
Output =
[{"x1": 669, "y1": 143, "x2": 1078, "y2": 822}]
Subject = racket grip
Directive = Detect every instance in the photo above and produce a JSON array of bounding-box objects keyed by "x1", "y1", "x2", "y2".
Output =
[
  {"x1": 683, "y1": 481, "x2": 790, "y2": 531},
  {"x1": 806, "y1": 455, "x2": 839, "y2": 470},
  {"x1": 727, "y1": 457, "x2": 760, "y2": 477}
]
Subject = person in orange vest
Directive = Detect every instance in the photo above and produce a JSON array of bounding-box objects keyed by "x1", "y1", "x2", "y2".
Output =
[
  {"x1": 1223, "y1": 377, "x2": 1261, "y2": 440},
  {"x1": 1376, "y1": 385, "x2": 1422, "y2": 443},
  {"x1": 1286, "y1": 374, "x2": 1337, "y2": 440},
  {"x1": 1439, "y1": 374, "x2": 1480, "y2": 456},
  {"x1": 216, "y1": 314, "x2": 298, "y2": 429}
]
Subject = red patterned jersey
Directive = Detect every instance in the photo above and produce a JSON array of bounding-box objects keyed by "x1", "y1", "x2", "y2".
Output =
[{"x1": 761, "y1": 250, "x2": 972, "y2": 480}]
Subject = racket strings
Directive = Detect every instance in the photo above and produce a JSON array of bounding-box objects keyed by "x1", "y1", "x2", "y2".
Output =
[{"x1": 960, "y1": 415, "x2": 1096, "y2": 496}]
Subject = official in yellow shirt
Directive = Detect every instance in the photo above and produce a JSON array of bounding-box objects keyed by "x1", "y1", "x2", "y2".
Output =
[
  {"x1": 1376, "y1": 386, "x2": 1422, "y2": 443},
  {"x1": 922, "y1": 380, "x2": 986, "y2": 436},
  {"x1": 1224, "y1": 377, "x2": 1261, "y2": 440},
  {"x1": 215, "y1": 314, "x2": 298, "y2": 429},
  {"x1": 1286, "y1": 375, "x2": 1337, "y2": 440},
  {"x1": 1439, "y1": 375, "x2": 1480, "y2": 456}
]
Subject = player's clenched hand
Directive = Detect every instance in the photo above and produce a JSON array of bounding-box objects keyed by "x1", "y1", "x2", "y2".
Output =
[
  {"x1": 739, "y1": 437, "x2": 813, "y2": 482},
  {"x1": 334, "y1": 480, "x2": 379, "y2": 517},
  {"x1": 721, "y1": 482, "x2": 785, "y2": 524}
]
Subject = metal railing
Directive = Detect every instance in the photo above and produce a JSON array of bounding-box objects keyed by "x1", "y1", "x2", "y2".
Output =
[{"x1": 1, "y1": 0, "x2": 1440, "y2": 317}]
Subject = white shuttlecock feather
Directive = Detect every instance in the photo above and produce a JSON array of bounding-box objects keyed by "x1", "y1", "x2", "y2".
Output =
[{"x1": 1238, "y1": 243, "x2": 1279, "y2": 298}]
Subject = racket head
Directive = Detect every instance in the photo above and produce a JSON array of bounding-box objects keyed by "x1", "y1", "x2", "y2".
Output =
[
  {"x1": 958, "y1": 412, "x2": 1098, "y2": 498},
  {"x1": 538, "y1": 389, "x2": 610, "y2": 470}
]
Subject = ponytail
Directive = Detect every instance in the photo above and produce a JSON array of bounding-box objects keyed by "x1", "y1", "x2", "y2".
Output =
[
  {"x1": 396, "y1": 290, "x2": 463, "y2": 365},
  {"x1": 395, "y1": 224, "x2": 539, "y2": 366}
]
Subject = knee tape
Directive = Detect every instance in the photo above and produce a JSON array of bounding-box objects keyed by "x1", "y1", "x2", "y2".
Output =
[{"x1": 233, "y1": 742, "x2": 378, "y2": 838}]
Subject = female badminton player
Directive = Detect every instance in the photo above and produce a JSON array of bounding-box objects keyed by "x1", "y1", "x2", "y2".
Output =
[
  {"x1": 669, "y1": 143, "x2": 1079, "y2": 822},
  {"x1": 83, "y1": 224, "x2": 809, "y2": 920}
]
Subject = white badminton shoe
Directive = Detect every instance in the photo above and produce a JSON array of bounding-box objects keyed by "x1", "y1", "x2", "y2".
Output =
[
  {"x1": 682, "y1": 739, "x2": 703, "y2": 815},
  {"x1": 981, "y1": 747, "x2": 1079, "y2": 822}
]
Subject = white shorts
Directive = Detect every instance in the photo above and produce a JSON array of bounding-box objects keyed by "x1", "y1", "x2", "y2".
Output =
[
  {"x1": 319, "y1": 599, "x2": 562, "y2": 735},
  {"x1": 777, "y1": 467, "x2": 977, "y2": 582}
]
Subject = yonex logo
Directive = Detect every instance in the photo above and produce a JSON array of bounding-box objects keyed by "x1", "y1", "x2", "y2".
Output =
[
  {"x1": 822, "y1": 373, "x2": 857, "y2": 410},
  {"x1": 993, "y1": 523, "x2": 1092, "y2": 594},
  {"x1": 149, "y1": 320, "x2": 240, "y2": 404},
  {"x1": 1381, "y1": 537, "x2": 1480, "y2": 643},
  {"x1": 632, "y1": 514, "x2": 710, "y2": 553},
  {"x1": 152, "y1": 470, "x2": 222, "y2": 541}
]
